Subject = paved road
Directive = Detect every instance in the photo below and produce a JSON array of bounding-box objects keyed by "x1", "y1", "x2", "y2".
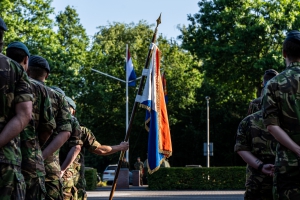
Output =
[{"x1": 87, "y1": 190, "x2": 244, "y2": 200}]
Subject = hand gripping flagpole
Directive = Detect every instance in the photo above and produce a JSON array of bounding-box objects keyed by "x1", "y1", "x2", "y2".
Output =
[{"x1": 108, "y1": 14, "x2": 161, "y2": 200}]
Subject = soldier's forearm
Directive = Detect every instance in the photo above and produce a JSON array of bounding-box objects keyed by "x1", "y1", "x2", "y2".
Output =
[
  {"x1": 0, "y1": 101, "x2": 32, "y2": 148},
  {"x1": 92, "y1": 145, "x2": 113, "y2": 156},
  {"x1": 237, "y1": 151, "x2": 263, "y2": 169},
  {"x1": 39, "y1": 131, "x2": 52, "y2": 147},
  {"x1": 92, "y1": 142, "x2": 129, "y2": 156},
  {"x1": 42, "y1": 131, "x2": 70, "y2": 159},
  {"x1": 267, "y1": 125, "x2": 300, "y2": 157},
  {"x1": 61, "y1": 145, "x2": 81, "y2": 172}
]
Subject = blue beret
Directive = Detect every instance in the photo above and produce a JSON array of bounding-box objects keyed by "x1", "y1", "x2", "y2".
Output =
[
  {"x1": 29, "y1": 55, "x2": 50, "y2": 72},
  {"x1": 285, "y1": 30, "x2": 300, "y2": 45},
  {"x1": 65, "y1": 96, "x2": 76, "y2": 110},
  {"x1": 7, "y1": 42, "x2": 30, "y2": 57},
  {"x1": 0, "y1": 17, "x2": 7, "y2": 31},
  {"x1": 50, "y1": 86, "x2": 65, "y2": 96}
]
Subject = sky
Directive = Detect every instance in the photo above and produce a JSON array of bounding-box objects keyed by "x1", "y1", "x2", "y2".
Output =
[{"x1": 51, "y1": 0, "x2": 200, "y2": 41}]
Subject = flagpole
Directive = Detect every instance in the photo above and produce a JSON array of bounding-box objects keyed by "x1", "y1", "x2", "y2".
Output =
[
  {"x1": 125, "y1": 44, "x2": 129, "y2": 162},
  {"x1": 109, "y1": 14, "x2": 161, "y2": 200}
]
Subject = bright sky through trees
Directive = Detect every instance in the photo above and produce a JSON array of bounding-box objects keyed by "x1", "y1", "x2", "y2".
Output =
[{"x1": 51, "y1": 0, "x2": 200, "y2": 40}]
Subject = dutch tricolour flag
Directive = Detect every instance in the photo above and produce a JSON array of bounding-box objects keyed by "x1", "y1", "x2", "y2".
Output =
[
  {"x1": 126, "y1": 48, "x2": 136, "y2": 87},
  {"x1": 136, "y1": 44, "x2": 172, "y2": 174}
]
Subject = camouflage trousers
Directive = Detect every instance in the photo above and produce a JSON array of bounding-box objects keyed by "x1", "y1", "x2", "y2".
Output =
[
  {"x1": 23, "y1": 175, "x2": 47, "y2": 200},
  {"x1": 273, "y1": 166, "x2": 300, "y2": 200},
  {"x1": 0, "y1": 163, "x2": 26, "y2": 200},
  {"x1": 45, "y1": 179, "x2": 63, "y2": 200},
  {"x1": 244, "y1": 167, "x2": 273, "y2": 200},
  {"x1": 74, "y1": 165, "x2": 87, "y2": 200},
  {"x1": 74, "y1": 170, "x2": 87, "y2": 200},
  {"x1": 62, "y1": 169, "x2": 78, "y2": 200}
]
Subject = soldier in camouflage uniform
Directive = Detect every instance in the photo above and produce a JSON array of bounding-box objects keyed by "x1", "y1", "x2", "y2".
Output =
[
  {"x1": 63, "y1": 97, "x2": 129, "y2": 200},
  {"x1": 262, "y1": 30, "x2": 300, "y2": 200},
  {"x1": 235, "y1": 69, "x2": 278, "y2": 200},
  {"x1": 49, "y1": 92, "x2": 82, "y2": 200},
  {"x1": 235, "y1": 110, "x2": 277, "y2": 200},
  {"x1": 27, "y1": 56, "x2": 72, "y2": 200},
  {"x1": 6, "y1": 42, "x2": 57, "y2": 200},
  {"x1": 134, "y1": 157, "x2": 144, "y2": 186},
  {"x1": 0, "y1": 18, "x2": 33, "y2": 200}
]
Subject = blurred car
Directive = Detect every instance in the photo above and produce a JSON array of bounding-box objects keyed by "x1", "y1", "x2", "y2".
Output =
[
  {"x1": 102, "y1": 164, "x2": 132, "y2": 184},
  {"x1": 97, "y1": 173, "x2": 101, "y2": 182}
]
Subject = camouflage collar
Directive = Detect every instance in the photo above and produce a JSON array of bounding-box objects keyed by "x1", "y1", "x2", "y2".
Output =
[{"x1": 287, "y1": 62, "x2": 300, "y2": 69}]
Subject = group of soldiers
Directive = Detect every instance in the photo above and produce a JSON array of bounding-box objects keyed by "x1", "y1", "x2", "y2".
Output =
[
  {"x1": 235, "y1": 30, "x2": 300, "y2": 200},
  {"x1": 0, "y1": 17, "x2": 129, "y2": 200}
]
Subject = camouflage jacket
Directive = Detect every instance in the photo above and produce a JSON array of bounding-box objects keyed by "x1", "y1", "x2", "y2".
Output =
[
  {"x1": 41, "y1": 88, "x2": 72, "y2": 180},
  {"x1": 0, "y1": 54, "x2": 33, "y2": 166},
  {"x1": 262, "y1": 62, "x2": 300, "y2": 166},
  {"x1": 21, "y1": 78, "x2": 56, "y2": 178},
  {"x1": 59, "y1": 116, "x2": 83, "y2": 168},
  {"x1": 62, "y1": 126, "x2": 100, "y2": 177},
  {"x1": 235, "y1": 110, "x2": 276, "y2": 164}
]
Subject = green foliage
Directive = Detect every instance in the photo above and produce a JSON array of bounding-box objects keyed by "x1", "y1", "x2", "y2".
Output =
[
  {"x1": 84, "y1": 167, "x2": 98, "y2": 191},
  {"x1": 148, "y1": 167, "x2": 245, "y2": 190},
  {"x1": 77, "y1": 22, "x2": 202, "y2": 172},
  {"x1": 52, "y1": 5, "x2": 89, "y2": 96},
  {"x1": 177, "y1": 0, "x2": 300, "y2": 166},
  {"x1": 4, "y1": 0, "x2": 297, "y2": 172},
  {"x1": 180, "y1": 0, "x2": 300, "y2": 97}
]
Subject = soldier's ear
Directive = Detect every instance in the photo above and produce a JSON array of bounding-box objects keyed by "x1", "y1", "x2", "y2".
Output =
[
  {"x1": 23, "y1": 56, "x2": 29, "y2": 71},
  {"x1": 282, "y1": 49, "x2": 287, "y2": 59}
]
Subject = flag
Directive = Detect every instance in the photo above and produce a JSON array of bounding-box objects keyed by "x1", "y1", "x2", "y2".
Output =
[
  {"x1": 161, "y1": 72, "x2": 168, "y2": 104},
  {"x1": 126, "y1": 47, "x2": 136, "y2": 86},
  {"x1": 136, "y1": 44, "x2": 172, "y2": 174}
]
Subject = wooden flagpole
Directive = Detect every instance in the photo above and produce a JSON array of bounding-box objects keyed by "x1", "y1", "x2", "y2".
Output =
[{"x1": 108, "y1": 14, "x2": 161, "y2": 200}]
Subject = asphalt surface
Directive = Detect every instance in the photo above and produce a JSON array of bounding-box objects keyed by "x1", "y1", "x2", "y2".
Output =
[{"x1": 87, "y1": 186, "x2": 244, "y2": 200}]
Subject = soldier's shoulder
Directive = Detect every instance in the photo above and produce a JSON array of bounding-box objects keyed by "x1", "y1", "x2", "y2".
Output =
[
  {"x1": 0, "y1": 53, "x2": 23, "y2": 72},
  {"x1": 250, "y1": 97, "x2": 261, "y2": 105}
]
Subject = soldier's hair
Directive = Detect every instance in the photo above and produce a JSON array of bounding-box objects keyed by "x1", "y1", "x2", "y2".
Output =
[
  {"x1": 0, "y1": 30, "x2": 4, "y2": 52},
  {"x1": 6, "y1": 47, "x2": 27, "y2": 63},
  {"x1": 283, "y1": 40, "x2": 300, "y2": 60},
  {"x1": 27, "y1": 66, "x2": 48, "y2": 79}
]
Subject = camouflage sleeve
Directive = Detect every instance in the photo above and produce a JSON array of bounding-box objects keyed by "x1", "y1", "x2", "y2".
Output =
[
  {"x1": 56, "y1": 96, "x2": 72, "y2": 133},
  {"x1": 80, "y1": 126, "x2": 101, "y2": 151},
  {"x1": 234, "y1": 116, "x2": 252, "y2": 152},
  {"x1": 38, "y1": 89, "x2": 56, "y2": 132},
  {"x1": 68, "y1": 117, "x2": 83, "y2": 147},
  {"x1": 12, "y1": 61, "x2": 33, "y2": 103},
  {"x1": 262, "y1": 80, "x2": 280, "y2": 127}
]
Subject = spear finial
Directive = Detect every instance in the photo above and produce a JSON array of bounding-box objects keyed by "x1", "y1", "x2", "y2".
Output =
[{"x1": 156, "y1": 13, "x2": 161, "y2": 27}]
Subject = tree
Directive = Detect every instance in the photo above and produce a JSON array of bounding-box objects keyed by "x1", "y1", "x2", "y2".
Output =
[
  {"x1": 179, "y1": 0, "x2": 300, "y2": 166},
  {"x1": 76, "y1": 21, "x2": 202, "y2": 171},
  {"x1": 51, "y1": 5, "x2": 90, "y2": 97}
]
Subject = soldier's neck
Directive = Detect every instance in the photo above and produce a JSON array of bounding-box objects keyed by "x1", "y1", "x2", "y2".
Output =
[{"x1": 285, "y1": 58, "x2": 300, "y2": 67}]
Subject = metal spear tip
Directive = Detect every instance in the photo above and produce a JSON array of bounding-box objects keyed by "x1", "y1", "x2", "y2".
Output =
[
  {"x1": 205, "y1": 96, "x2": 210, "y2": 100},
  {"x1": 156, "y1": 13, "x2": 161, "y2": 26}
]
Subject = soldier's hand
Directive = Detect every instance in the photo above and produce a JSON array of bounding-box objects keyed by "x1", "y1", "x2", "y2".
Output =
[
  {"x1": 261, "y1": 164, "x2": 274, "y2": 176},
  {"x1": 120, "y1": 141, "x2": 129, "y2": 151},
  {"x1": 60, "y1": 170, "x2": 65, "y2": 178}
]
